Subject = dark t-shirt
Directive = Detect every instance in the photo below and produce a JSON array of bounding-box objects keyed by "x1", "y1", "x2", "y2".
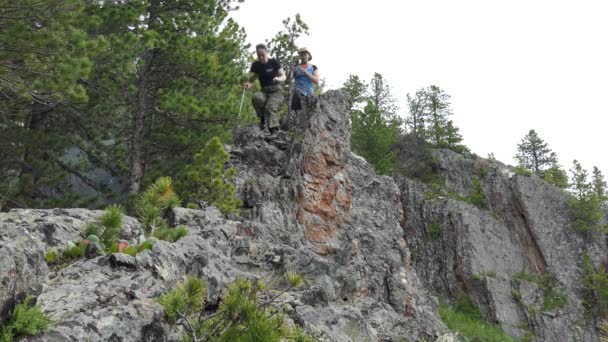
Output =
[{"x1": 250, "y1": 58, "x2": 282, "y2": 88}]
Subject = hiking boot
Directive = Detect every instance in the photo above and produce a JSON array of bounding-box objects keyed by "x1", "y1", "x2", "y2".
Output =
[{"x1": 259, "y1": 121, "x2": 266, "y2": 131}]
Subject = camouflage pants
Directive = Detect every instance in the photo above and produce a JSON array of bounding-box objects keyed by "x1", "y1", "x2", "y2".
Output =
[{"x1": 252, "y1": 90, "x2": 284, "y2": 130}]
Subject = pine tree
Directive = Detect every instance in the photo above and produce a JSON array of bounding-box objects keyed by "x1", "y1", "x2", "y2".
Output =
[
  {"x1": 515, "y1": 130, "x2": 557, "y2": 176},
  {"x1": 351, "y1": 102, "x2": 400, "y2": 175},
  {"x1": 405, "y1": 90, "x2": 428, "y2": 145},
  {"x1": 83, "y1": 0, "x2": 249, "y2": 195},
  {"x1": 566, "y1": 160, "x2": 604, "y2": 233},
  {"x1": 266, "y1": 14, "x2": 309, "y2": 86},
  {"x1": 0, "y1": 0, "x2": 100, "y2": 209},
  {"x1": 342, "y1": 75, "x2": 368, "y2": 110},
  {"x1": 183, "y1": 137, "x2": 241, "y2": 214},
  {"x1": 424, "y1": 85, "x2": 452, "y2": 147},
  {"x1": 404, "y1": 85, "x2": 466, "y2": 152},
  {"x1": 370, "y1": 73, "x2": 399, "y2": 121},
  {"x1": 570, "y1": 160, "x2": 592, "y2": 199},
  {"x1": 592, "y1": 167, "x2": 607, "y2": 203},
  {"x1": 542, "y1": 162, "x2": 569, "y2": 189}
]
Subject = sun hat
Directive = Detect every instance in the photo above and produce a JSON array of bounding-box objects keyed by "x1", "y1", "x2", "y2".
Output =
[{"x1": 298, "y1": 47, "x2": 312, "y2": 61}]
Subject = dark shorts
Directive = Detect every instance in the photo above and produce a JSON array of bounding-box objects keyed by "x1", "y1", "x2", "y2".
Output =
[{"x1": 291, "y1": 90, "x2": 306, "y2": 110}]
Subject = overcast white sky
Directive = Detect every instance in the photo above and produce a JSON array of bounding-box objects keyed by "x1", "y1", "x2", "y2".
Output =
[{"x1": 231, "y1": 0, "x2": 608, "y2": 177}]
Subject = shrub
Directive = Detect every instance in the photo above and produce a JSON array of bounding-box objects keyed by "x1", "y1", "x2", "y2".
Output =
[
  {"x1": 44, "y1": 249, "x2": 59, "y2": 265},
  {"x1": 83, "y1": 204, "x2": 124, "y2": 247},
  {"x1": 183, "y1": 137, "x2": 242, "y2": 214},
  {"x1": 467, "y1": 176, "x2": 486, "y2": 208},
  {"x1": 514, "y1": 166, "x2": 532, "y2": 177},
  {"x1": 566, "y1": 194, "x2": 604, "y2": 233},
  {"x1": 0, "y1": 296, "x2": 50, "y2": 341},
  {"x1": 439, "y1": 295, "x2": 514, "y2": 342},
  {"x1": 135, "y1": 177, "x2": 181, "y2": 234},
  {"x1": 159, "y1": 275, "x2": 312, "y2": 342},
  {"x1": 153, "y1": 225, "x2": 188, "y2": 242},
  {"x1": 427, "y1": 223, "x2": 441, "y2": 239},
  {"x1": 513, "y1": 272, "x2": 567, "y2": 311}
]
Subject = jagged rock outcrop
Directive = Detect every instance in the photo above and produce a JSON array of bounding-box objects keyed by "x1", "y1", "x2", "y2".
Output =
[
  {"x1": 400, "y1": 149, "x2": 607, "y2": 341},
  {"x1": 0, "y1": 209, "x2": 141, "y2": 321},
  {"x1": 1, "y1": 90, "x2": 603, "y2": 341},
  {"x1": 1, "y1": 91, "x2": 447, "y2": 342}
]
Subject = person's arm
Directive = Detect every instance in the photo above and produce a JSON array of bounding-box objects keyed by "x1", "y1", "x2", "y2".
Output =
[
  {"x1": 243, "y1": 71, "x2": 256, "y2": 89},
  {"x1": 299, "y1": 65, "x2": 320, "y2": 84},
  {"x1": 273, "y1": 67, "x2": 286, "y2": 83},
  {"x1": 310, "y1": 67, "x2": 320, "y2": 84}
]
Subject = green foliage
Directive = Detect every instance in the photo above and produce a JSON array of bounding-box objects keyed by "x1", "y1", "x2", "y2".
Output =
[
  {"x1": 135, "y1": 177, "x2": 181, "y2": 234},
  {"x1": 158, "y1": 276, "x2": 206, "y2": 324},
  {"x1": 351, "y1": 101, "x2": 400, "y2": 175},
  {"x1": 1, "y1": 0, "x2": 251, "y2": 207},
  {"x1": 438, "y1": 296, "x2": 514, "y2": 342},
  {"x1": 159, "y1": 275, "x2": 312, "y2": 342},
  {"x1": 122, "y1": 246, "x2": 138, "y2": 257},
  {"x1": 566, "y1": 161, "x2": 606, "y2": 233},
  {"x1": 286, "y1": 271, "x2": 304, "y2": 288},
  {"x1": 569, "y1": 160, "x2": 593, "y2": 198},
  {"x1": 541, "y1": 163, "x2": 569, "y2": 189},
  {"x1": 513, "y1": 272, "x2": 567, "y2": 311},
  {"x1": 467, "y1": 176, "x2": 486, "y2": 208},
  {"x1": 153, "y1": 225, "x2": 189, "y2": 243},
  {"x1": 0, "y1": 296, "x2": 50, "y2": 341},
  {"x1": 99, "y1": 204, "x2": 123, "y2": 246},
  {"x1": 290, "y1": 326, "x2": 316, "y2": 342},
  {"x1": 0, "y1": 0, "x2": 101, "y2": 209},
  {"x1": 44, "y1": 249, "x2": 59, "y2": 265},
  {"x1": 405, "y1": 86, "x2": 467, "y2": 153},
  {"x1": 567, "y1": 195, "x2": 604, "y2": 232},
  {"x1": 592, "y1": 166, "x2": 608, "y2": 203},
  {"x1": 370, "y1": 73, "x2": 399, "y2": 120},
  {"x1": 342, "y1": 75, "x2": 368, "y2": 109},
  {"x1": 183, "y1": 137, "x2": 242, "y2": 214},
  {"x1": 82, "y1": 205, "x2": 123, "y2": 247},
  {"x1": 515, "y1": 130, "x2": 557, "y2": 175},
  {"x1": 266, "y1": 14, "x2": 310, "y2": 87},
  {"x1": 427, "y1": 223, "x2": 441, "y2": 239},
  {"x1": 514, "y1": 166, "x2": 533, "y2": 177},
  {"x1": 581, "y1": 251, "x2": 596, "y2": 319},
  {"x1": 158, "y1": 287, "x2": 188, "y2": 324}
]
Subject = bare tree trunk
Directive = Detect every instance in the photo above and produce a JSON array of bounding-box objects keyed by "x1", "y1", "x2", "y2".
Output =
[
  {"x1": 129, "y1": 51, "x2": 154, "y2": 195},
  {"x1": 128, "y1": 0, "x2": 160, "y2": 195}
]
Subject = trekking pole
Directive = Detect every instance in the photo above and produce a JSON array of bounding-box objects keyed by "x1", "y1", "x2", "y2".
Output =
[{"x1": 238, "y1": 87, "x2": 246, "y2": 117}]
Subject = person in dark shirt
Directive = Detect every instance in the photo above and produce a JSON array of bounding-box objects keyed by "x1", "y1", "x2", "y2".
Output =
[{"x1": 243, "y1": 44, "x2": 286, "y2": 135}]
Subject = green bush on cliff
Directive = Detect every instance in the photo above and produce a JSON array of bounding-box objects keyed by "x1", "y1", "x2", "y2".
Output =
[
  {"x1": 133, "y1": 177, "x2": 189, "y2": 243},
  {"x1": 513, "y1": 272, "x2": 567, "y2": 311},
  {"x1": 158, "y1": 274, "x2": 312, "y2": 341},
  {"x1": 467, "y1": 176, "x2": 486, "y2": 208},
  {"x1": 135, "y1": 177, "x2": 181, "y2": 234},
  {"x1": 84, "y1": 204, "x2": 124, "y2": 247},
  {"x1": 182, "y1": 137, "x2": 241, "y2": 214},
  {"x1": 439, "y1": 294, "x2": 514, "y2": 342},
  {"x1": 0, "y1": 296, "x2": 50, "y2": 341}
]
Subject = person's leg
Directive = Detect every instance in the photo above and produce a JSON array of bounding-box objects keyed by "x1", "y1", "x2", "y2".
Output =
[
  {"x1": 291, "y1": 90, "x2": 302, "y2": 111},
  {"x1": 252, "y1": 91, "x2": 267, "y2": 130},
  {"x1": 265, "y1": 91, "x2": 285, "y2": 134}
]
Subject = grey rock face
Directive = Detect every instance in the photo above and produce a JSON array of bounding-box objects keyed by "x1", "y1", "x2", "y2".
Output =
[
  {"x1": 230, "y1": 90, "x2": 447, "y2": 341},
  {"x1": 2, "y1": 90, "x2": 601, "y2": 342},
  {"x1": 401, "y1": 149, "x2": 605, "y2": 341},
  {"x1": 0, "y1": 208, "x2": 141, "y2": 321}
]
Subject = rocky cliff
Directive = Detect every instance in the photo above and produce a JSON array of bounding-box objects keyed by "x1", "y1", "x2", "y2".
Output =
[{"x1": 0, "y1": 90, "x2": 605, "y2": 341}]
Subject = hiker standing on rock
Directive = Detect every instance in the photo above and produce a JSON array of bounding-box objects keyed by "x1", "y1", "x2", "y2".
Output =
[
  {"x1": 243, "y1": 44, "x2": 286, "y2": 137},
  {"x1": 291, "y1": 47, "x2": 319, "y2": 111}
]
